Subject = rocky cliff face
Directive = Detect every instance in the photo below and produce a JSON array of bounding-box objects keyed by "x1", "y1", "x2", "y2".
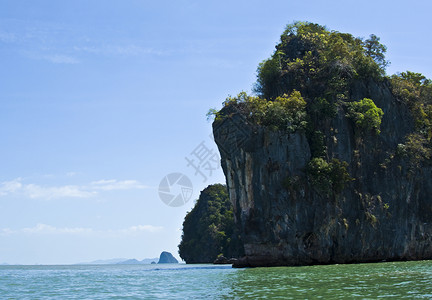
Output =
[{"x1": 213, "y1": 79, "x2": 432, "y2": 267}]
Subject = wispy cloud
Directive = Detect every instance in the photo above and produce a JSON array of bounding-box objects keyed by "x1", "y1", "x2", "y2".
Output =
[
  {"x1": 0, "y1": 30, "x2": 17, "y2": 43},
  {"x1": 66, "y1": 172, "x2": 78, "y2": 177},
  {"x1": 0, "y1": 223, "x2": 163, "y2": 236},
  {"x1": 73, "y1": 44, "x2": 167, "y2": 57},
  {"x1": 116, "y1": 225, "x2": 163, "y2": 234},
  {"x1": 21, "y1": 223, "x2": 93, "y2": 235},
  {"x1": 42, "y1": 54, "x2": 80, "y2": 64},
  {"x1": 90, "y1": 179, "x2": 149, "y2": 191},
  {"x1": 0, "y1": 178, "x2": 150, "y2": 200},
  {"x1": 1, "y1": 18, "x2": 168, "y2": 64},
  {"x1": 21, "y1": 50, "x2": 80, "y2": 64},
  {"x1": 0, "y1": 228, "x2": 14, "y2": 236},
  {"x1": 0, "y1": 179, "x2": 22, "y2": 196},
  {"x1": 0, "y1": 224, "x2": 91, "y2": 236},
  {"x1": 23, "y1": 183, "x2": 95, "y2": 199}
]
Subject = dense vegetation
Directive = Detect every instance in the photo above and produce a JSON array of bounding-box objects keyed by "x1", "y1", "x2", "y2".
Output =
[
  {"x1": 254, "y1": 22, "x2": 387, "y2": 100},
  {"x1": 210, "y1": 21, "x2": 432, "y2": 194},
  {"x1": 220, "y1": 90, "x2": 307, "y2": 132},
  {"x1": 346, "y1": 98, "x2": 384, "y2": 134},
  {"x1": 178, "y1": 184, "x2": 243, "y2": 263},
  {"x1": 307, "y1": 158, "x2": 352, "y2": 196},
  {"x1": 390, "y1": 72, "x2": 432, "y2": 167}
]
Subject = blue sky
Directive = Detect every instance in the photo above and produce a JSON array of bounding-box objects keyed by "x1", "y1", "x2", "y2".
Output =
[{"x1": 1, "y1": 0, "x2": 431, "y2": 264}]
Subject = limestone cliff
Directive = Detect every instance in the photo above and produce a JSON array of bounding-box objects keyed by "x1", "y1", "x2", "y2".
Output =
[{"x1": 212, "y1": 22, "x2": 432, "y2": 267}]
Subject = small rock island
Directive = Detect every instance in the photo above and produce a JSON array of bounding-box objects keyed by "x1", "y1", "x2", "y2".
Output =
[{"x1": 158, "y1": 251, "x2": 178, "y2": 264}]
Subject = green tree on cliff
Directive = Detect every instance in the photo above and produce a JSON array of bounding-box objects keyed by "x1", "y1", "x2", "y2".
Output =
[
  {"x1": 364, "y1": 34, "x2": 389, "y2": 69},
  {"x1": 254, "y1": 22, "x2": 387, "y2": 100},
  {"x1": 178, "y1": 184, "x2": 243, "y2": 263},
  {"x1": 347, "y1": 98, "x2": 384, "y2": 134}
]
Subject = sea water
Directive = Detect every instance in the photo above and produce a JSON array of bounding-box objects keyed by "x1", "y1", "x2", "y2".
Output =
[{"x1": 1, "y1": 260, "x2": 432, "y2": 299}]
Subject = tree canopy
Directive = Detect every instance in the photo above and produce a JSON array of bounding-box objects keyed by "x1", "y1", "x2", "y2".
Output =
[
  {"x1": 178, "y1": 184, "x2": 243, "y2": 263},
  {"x1": 346, "y1": 98, "x2": 384, "y2": 134},
  {"x1": 254, "y1": 21, "x2": 388, "y2": 100},
  {"x1": 390, "y1": 72, "x2": 432, "y2": 165}
]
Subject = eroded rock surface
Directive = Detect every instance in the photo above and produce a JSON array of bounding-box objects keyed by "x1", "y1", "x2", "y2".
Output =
[{"x1": 213, "y1": 80, "x2": 432, "y2": 267}]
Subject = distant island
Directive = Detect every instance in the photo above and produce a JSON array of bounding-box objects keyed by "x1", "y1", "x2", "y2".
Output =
[
  {"x1": 116, "y1": 258, "x2": 159, "y2": 265},
  {"x1": 4, "y1": 251, "x2": 181, "y2": 266},
  {"x1": 78, "y1": 251, "x2": 179, "y2": 265},
  {"x1": 77, "y1": 257, "x2": 158, "y2": 265},
  {"x1": 77, "y1": 251, "x2": 179, "y2": 265},
  {"x1": 158, "y1": 251, "x2": 178, "y2": 264}
]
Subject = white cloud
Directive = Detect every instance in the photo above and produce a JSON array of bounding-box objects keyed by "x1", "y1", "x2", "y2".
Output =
[
  {"x1": 117, "y1": 225, "x2": 163, "y2": 234},
  {"x1": 22, "y1": 51, "x2": 80, "y2": 65},
  {"x1": 21, "y1": 223, "x2": 93, "y2": 235},
  {"x1": 90, "y1": 179, "x2": 149, "y2": 191},
  {"x1": 0, "y1": 224, "x2": 162, "y2": 236},
  {"x1": 0, "y1": 228, "x2": 13, "y2": 236},
  {"x1": 73, "y1": 44, "x2": 167, "y2": 57},
  {"x1": 66, "y1": 172, "x2": 78, "y2": 177},
  {"x1": 0, "y1": 177, "x2": 150, "y2": 200},
  {"x1": 0, "y1": 179, "x2": 23, "y2": 196},
  {"x1": 108, "y1": 45, "x2": 164, "y2": 56},
  {"x1": 23, "y1": 184, "x2": 95, "y2": 200},
  {"x1": 73, "y1": 46, "x2": 101, "y2": 54}
]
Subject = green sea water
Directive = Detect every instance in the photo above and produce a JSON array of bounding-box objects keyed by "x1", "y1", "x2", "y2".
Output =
[{"x1": 0, "y1": 260, "x2": 431, "y2": 299}]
